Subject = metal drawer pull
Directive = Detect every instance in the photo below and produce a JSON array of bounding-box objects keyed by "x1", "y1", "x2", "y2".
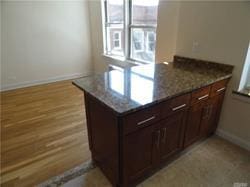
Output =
[
  {"x1": 198, "y1": 94, "x2": 209, "y2": 100},
  {"x1": 137, "y1": 116, "x2": 155, "y2": 126},
  {"x1": 216, "y1": 87, "x2": 226, "y2": 92},
  {"x1": 172, "y1": 104, "x2": 186, "y2": 111}
]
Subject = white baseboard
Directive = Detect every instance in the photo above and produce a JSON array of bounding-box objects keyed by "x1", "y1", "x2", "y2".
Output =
[
  {"x1": 216, "y1": 129, "x2": 250, "y2": 151},
  {"x1": 0, "y1": 72, "x2": 92, "y2": 91}
]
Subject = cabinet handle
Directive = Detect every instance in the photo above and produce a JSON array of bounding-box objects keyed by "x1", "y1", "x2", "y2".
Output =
[
  {"x1": 216, "y1": 87, "x2": 226, "y2": 92},
  {"x1": 198, "y1": 94, "x2": 209, "y2": 100},
  {"x1": 155, "y1": 130, "x2": 161, "y2": 149},
  {"x1": 161, "y1": 128, "x2": 167, "y2": 144},
  {"x1": 172, "y1": 104, "x2": 186, "y2": 111},
  {"x1": 137, "y1": 116, "x2": 155, "y2": 126}
]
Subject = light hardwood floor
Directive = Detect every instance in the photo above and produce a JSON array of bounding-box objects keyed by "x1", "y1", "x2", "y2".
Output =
[{"x1": 1, "y1": 80, "x2": 91, "y2": 187}]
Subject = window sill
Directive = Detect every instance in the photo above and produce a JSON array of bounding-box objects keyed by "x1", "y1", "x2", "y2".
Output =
[
  {"x1": 233, "y1": 88, "x2": 250, "y2": 98},
  {"x1": 232, "y1": 88, "x2": 250, "y2": 104},
  {"x1": 102, "y1": 54, "x2": 150, "y2": 66}
]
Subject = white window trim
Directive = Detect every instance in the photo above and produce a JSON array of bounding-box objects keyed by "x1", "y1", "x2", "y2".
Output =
[{"x1": 113, "y1": 31, "x2": 122, "y2": 50}]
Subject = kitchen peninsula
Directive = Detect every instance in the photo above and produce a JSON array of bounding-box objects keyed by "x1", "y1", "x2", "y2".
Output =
[{"x1": 73, "y1": 56, "x2": 234, "y2": 187}]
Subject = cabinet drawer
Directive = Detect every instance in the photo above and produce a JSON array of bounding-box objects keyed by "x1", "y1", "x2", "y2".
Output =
[
  {"x1": 161, "y1": 93, "x2": 191, "y2": 118},
  {"x1": 191, "y1": 86, "x2": 211, "y2": 105},
  {"x1": 210, "y1": 79, "x2": 228, "y2": 97},
  {"x1": 123, "y1": 105, "x2": 161, "y2": 135}
]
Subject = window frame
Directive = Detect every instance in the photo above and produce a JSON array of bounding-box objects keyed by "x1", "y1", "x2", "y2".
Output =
[{"x1": 103, "y1": 0, "x2": 158, "y2": 64}]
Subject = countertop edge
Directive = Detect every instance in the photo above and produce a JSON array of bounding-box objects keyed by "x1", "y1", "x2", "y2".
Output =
[{"x1": 72, "y1": 74, "x2": 232, "y2": 117}]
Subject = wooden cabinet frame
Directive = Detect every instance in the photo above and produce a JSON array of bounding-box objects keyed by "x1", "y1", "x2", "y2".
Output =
[{"x1": 83, "y1": 78, "x2": 229, "y2": 187}]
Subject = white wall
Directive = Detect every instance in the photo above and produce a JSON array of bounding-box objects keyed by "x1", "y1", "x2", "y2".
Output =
[
  {"x1": 1, "y1": 1, "x2": 93, "y2": 91},
  {"x1": 166, "y1": 1, "x2": 250, "y2": 149},
  {"x1": 155, "y1": 1, "x2": 179, "y2": 63}
]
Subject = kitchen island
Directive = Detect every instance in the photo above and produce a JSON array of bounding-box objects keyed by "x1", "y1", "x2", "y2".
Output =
[{"x1": 73, "y1": 56, "x2": 233, "y2": 187}]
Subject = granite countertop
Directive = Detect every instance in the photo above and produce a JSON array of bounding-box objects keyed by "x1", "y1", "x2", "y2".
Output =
[{"x1": 73, "y1": 56, "x2": 234, "y2": 116}]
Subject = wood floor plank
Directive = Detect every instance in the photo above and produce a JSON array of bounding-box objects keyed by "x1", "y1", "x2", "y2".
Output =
[{"x1": 1, "y1": 80, "x2": 91, "y2": 187}]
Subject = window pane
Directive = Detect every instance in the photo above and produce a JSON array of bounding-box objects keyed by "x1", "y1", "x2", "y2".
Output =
[
  {"x1": 106, "y1": 25, "x2": 124, "y2": 56},
  {"x1": 107, "y1": 0, "x2": 124, "y2": 23},
  {"x1": 132, "y1": 0, "x2": 159, "y2": 25},
  {"x1": 131, "y1": 28, "x2": 156, "y2": 63}
]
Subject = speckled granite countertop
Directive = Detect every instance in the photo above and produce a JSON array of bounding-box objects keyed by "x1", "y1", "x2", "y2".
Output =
[{"x1": 73, "y1": 56, "x2": 233, "y2": 116}]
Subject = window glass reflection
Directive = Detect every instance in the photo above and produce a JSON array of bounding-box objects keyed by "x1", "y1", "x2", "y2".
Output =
[
  {"x1": 130, "y1": 72, "x2": 154, "y2": 105},
  {"x1": 131, "y1": 64, "x2": 155, "y2": 78},
  {"x1": 108, "y1": 68, "x2": 125, "y2": 95}
]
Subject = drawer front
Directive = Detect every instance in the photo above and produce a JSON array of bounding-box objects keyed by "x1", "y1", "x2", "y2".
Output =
[
  {"x1": 191, "y1": 86, "x2": 211, "y2": 105},
  {"x1": 161, "y1": 93, "x2": 191, "y2": 118},
  {"x1": 123, "y1": 105, "x2": 161, "y2": 135},
  {"x1": 210, "y1": 79, "x2": 228, "y2": 97}
]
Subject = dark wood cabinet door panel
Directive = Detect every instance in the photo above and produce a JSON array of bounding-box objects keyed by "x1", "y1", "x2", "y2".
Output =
[
  {"x1": 200, "y1": 92, "x2": 225, "y2": 137},
  {"x1": 184, "y1": 101, "x2": 207, "y2": 147},
  {"x1": 160, "y1": 111, "x2": 186, "y2": 160},
  {"x1": 123, "y1": 124, "x2": 158, "y2": 182}
]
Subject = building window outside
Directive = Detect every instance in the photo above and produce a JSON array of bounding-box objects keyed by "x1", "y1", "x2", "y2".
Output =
[
  {"x1": 133, "y1": 30, "x2": 144, "y2": 52},
  {"x1": 146, "y1": 31, "x2": 156, "y2": 53},
  {"x1": 113, "y1": 31, "x2": 122, "y2": 50},
  {"x1": 103, "y1": 0, "x2": 159, "y2": 63}
]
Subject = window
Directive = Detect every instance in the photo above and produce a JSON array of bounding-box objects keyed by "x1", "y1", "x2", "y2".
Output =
[
  {"x1": 133, "y1": 30, "x2": 144, "y2": 52},
  {"x1": 113, "y1": 31, "x2": 121, "y2": 49},
  {"x1": 238, "y1": 42, "x2": 250, "y2": 96},
  {"x1": 146, "y1": 32, "x2": 156, "y2": 52},
  {"x1": 103, "y1": 0, "x2": 159, "y2": 63}
]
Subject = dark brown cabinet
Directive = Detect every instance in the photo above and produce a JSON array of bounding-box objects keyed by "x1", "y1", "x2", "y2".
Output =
[
  {"x1": 184, "y1": 79, "x2": 228, "y2": 147},
  {"x1": 160, "y1": 111, "x2": 186, "y2": 161},
  {"x1": 83, "y1": 78, "x2": 229, "y2": 187},
  {"x1": 184, "y1": 100, "x2": 207, "y2": 147},
  {"x1": 123, "y1": 124, "x2": 157, "y2": 183},
  {"x1": 123, "y1": 109, "x2": 187, "y2": 185},
  {"x1": 200, "y1": 89, "x2": 225, "y2": 137}
]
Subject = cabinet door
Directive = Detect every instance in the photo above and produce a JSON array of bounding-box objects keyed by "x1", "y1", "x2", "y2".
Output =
[
  {"x1": 160, "y1": 111, "x2": 186, "y2": 161},
  {"x1": 184, "y1": 101, "x2": 207, "y2": 147},
  {"x1": 200, "y1": 93, "x2": 225, "y2": 137},
  {"x1": 210, "y1": 93, "x2": 225, "y2": 133},
  {"x1": 123, "y1": 124, "x2": 160, "y2": 183}
]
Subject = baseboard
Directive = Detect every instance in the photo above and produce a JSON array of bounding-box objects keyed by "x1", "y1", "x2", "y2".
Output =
[
  {"x1": 0, "y1": 72, "x2": 92, "y2": 91},
  {"x1": 216, "y1": 129, "x2": 250, "y2": 151}
]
